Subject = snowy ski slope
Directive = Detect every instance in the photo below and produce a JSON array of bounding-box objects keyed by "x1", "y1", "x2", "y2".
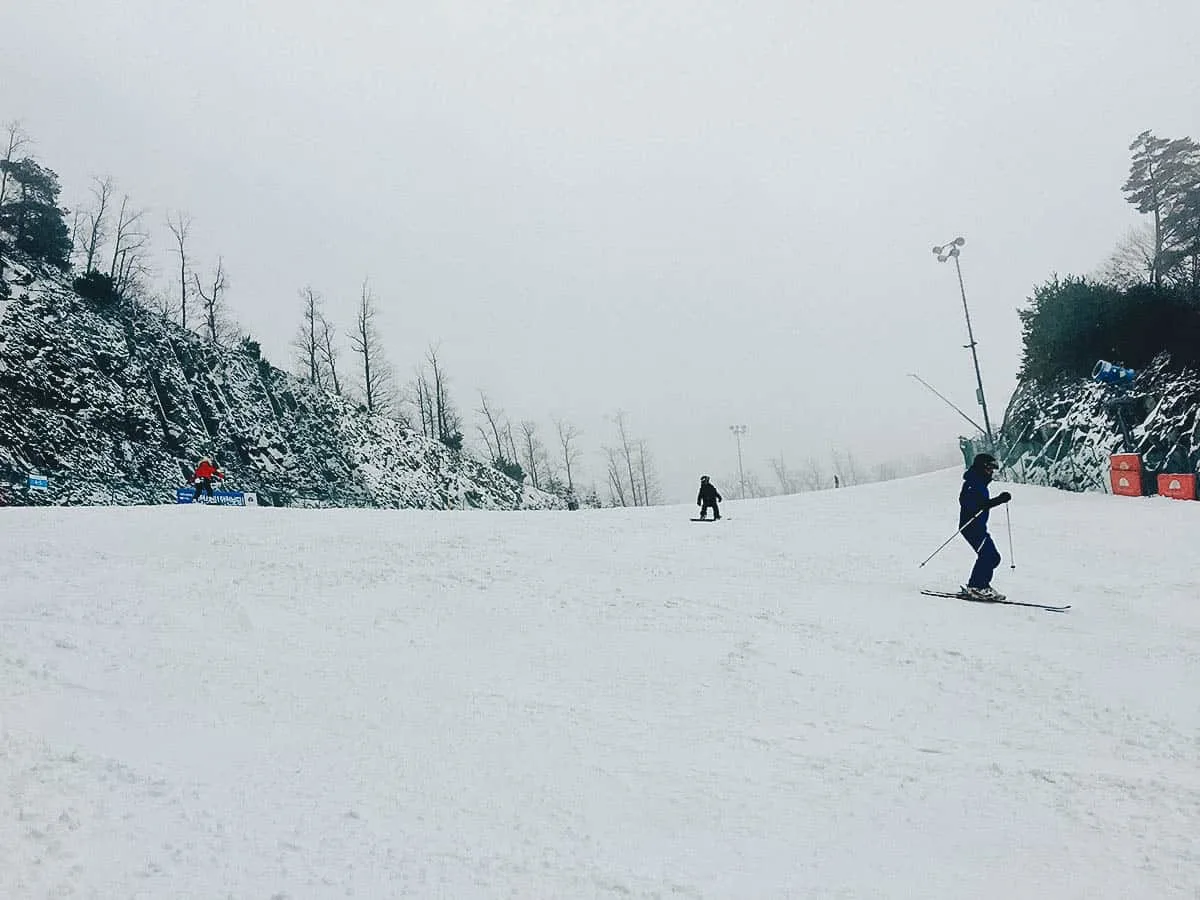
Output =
[{"x1": 2, "y1": 469, "x2": 1197, "y2": 898}]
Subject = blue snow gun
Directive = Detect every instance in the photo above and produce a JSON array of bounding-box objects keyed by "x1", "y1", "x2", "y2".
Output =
[{"x1": 1092, "y1": 360, "x2": 1136, "y2": 386}]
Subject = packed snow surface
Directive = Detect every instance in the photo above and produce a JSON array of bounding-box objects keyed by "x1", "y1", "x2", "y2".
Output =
[{"x1": 3, "y1": 470, "x2": 1198, "y2": 898}]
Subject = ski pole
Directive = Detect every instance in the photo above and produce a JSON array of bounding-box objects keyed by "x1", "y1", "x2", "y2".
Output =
[
  {"x1": 1004, "y1": 505, "x2": 1015, "y2": 569},
  {"x1": 918, "y1": 509, "x2": 984, "y2": 568}
]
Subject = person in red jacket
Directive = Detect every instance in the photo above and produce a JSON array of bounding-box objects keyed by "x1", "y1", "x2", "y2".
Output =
[{"x1": 191, "y1": 457, "x2": 224, "y2": 502}]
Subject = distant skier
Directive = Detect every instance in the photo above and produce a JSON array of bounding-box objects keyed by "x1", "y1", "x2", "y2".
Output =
[
  {"x1": 191, "y1": 457, "x2": 224, "y2": 502},
  {"x1": 958, "y1": 453, "x2": 1011, "y2": 600},
  {"x1": 697, "y1": 475, "x2": 722, "y2": 520}
]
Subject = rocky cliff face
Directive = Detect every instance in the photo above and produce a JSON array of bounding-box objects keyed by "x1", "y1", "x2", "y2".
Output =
[
  {"x1": 0, "y1": 254, "x2": 563, "y2": 510},
  {"x1": 1000, "y1": 354, "x2": 1200, "y2": 493}
]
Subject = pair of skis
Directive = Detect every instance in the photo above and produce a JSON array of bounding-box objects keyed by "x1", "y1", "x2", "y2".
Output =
[{"x1": 920, "y1": 589, "x2": 1071, "y2": 613}]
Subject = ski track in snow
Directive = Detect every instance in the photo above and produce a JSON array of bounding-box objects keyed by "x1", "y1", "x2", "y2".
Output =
[{"x1": 2, "y1": 470, "x2": 1198, "y2": 898}]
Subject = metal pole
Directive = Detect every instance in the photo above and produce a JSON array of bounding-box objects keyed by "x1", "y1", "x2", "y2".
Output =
[
  {"x1": 730, "y1": 425, "x2": 747, "y2": 499},
  {"x1": 951, "y1": 251, "x2": 994, "y2": 446},
  {"x1": 736, "y1": 432, "x2": 746, "y2": 499},
  {"x1": 1004, "y1": 505, "x2": 1016, "y2": 569}
]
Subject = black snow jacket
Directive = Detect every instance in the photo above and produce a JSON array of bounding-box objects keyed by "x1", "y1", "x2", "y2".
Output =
[{"x1": 697, "y1": 481, "x2": 722, "y2": 504}]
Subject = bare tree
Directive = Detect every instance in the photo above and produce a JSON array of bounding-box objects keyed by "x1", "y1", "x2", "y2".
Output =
[
  {"x1": 193, "y1": 256, "x2": 229, "y2": 343},
  {"x1": 723, "y1": 468, "x2": 765, "y2": 498},
  {"x1": 350, "y1": 279, "x2": 394, "y2": 413},
  {"x1": 413, "y1": 369, "x2": 434, "y2": 436},
  {"x1": 636, "y1": 440, "x2": 662, "y2": 505},
  {"x1": 424, "y1": 344, "x2": 462, "y2": 447},
  {"x1": 146, "y1": 287, "x2": 178, "y2": 322},
  {"x1": 604, "y1": 446, "x2": 630, "y2": 506},
  {"x1": 603, "y1": 411, "x2": 659, "y2": 506},
  {"x1": 503, "y1": 422, "x2": 519, "y2": 465},
  {"x1": 165, "y1": 211, "x2": 193, "y2": 328},
  {"x1": 748, "y1": 470, "x2": 767, "y2": 497},
  {"x1": 518, "y1": 420, "x2": 547, "y2": 488},
  {"x1": 68, "y1": 208, "x2": 85, "y2": 259},
  {"x1": 831, "y1": 448, "x2": 861, "y2": 487},
  {"x1": 107, "y1": 194, "x2": 149, "y2": 298},
  {"x1": 613, "y1": 411, "x2": 642, "y2": 505},
  {"x1": 769, "y1": 455, "x2": 806, "y2": 494},
  {"x1": 114, "y1": 249, "x2": 152, "y2": 301},
  {"x1": 553, "y1": 417, "x2": 582, "y2": 491},
  {"x1": 800, "y1": 456, "x2": 826, "y2": 491},
  {"x1": 293, "y1": 286, "x2": 325, "y2": 386},
  {"x1": 80, "y1": 176, "x2": 114, "y2": 272},
  {"x1": 477, "y1": 391, "x2": 508, "y2": 461},
  {"x1": 0, "y1": 120, "x2": 31, "y2": 207},
  {"x1": 1095, "y1": 224, "x2": 1157, "y2": 288},
  {"x1": 317, "y1": 312, "x2": 342, "y2": 395}
]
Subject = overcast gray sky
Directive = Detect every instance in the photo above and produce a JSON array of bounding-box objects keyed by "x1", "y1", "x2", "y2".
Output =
[{"x1": 4, "y1": 0, "x2": 1199, "y2": 502}]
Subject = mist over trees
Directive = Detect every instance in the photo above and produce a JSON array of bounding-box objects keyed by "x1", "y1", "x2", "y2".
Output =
[
  {"x1": 603, "y1": 411, "x2": 661, "y2": 507},
  {"x1": 2, "y1": 114, "x2": 984, "y2": 506},
  {"x1": 1121, "y1": 131, "x2": 1200, "y2": 291},
  {"x1": 720, "y1": 446, "x2": 960, "y2": 500},
  {"x1": 0, "y1": 121, "x2": 70, "y2": 270},
  {"x1": 1021, "y1": 130, "x2": 1200, "y2": 385}
]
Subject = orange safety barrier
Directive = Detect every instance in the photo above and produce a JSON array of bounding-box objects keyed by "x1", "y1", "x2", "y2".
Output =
[
  {"x1": 1110, "y1": 469, "x2": 1144, "y2": 497},
  {"x1": 1156, "y1": 474, "x2": 1197, "y2": 501},
  {"x1": 1109, "y1": 453, "x2": 1142, "y2": 472}
]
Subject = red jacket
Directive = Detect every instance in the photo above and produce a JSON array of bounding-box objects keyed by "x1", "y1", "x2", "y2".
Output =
[{"x1": 193, "y1": 461, "x2": 223, "y2": 482}]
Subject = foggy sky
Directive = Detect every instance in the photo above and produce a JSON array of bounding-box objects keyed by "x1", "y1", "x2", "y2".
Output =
[{"x1": 4, "y1": 0, "x2": 1199, "y2": 502}]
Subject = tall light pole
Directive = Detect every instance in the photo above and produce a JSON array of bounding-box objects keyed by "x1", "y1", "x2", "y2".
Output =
[
  {"x1": 932, "y1": 237, "x2": 994, "y2": 448},
  {"x1": 729, "y1": 424, "x2": 748, "y2": 499}
]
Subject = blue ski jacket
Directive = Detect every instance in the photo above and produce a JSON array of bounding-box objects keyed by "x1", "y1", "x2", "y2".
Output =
[{"x1": 958, "y1": 466, "x2": 992, "y2": 531}]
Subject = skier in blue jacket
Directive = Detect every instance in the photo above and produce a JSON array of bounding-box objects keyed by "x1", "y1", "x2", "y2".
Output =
[{"x1": 958, "y1": 453, "x2": 1011, "y2": 600}]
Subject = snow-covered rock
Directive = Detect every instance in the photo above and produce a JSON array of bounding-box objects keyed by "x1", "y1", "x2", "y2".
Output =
[
  {"x1": 0, "y1": 253, "x2": 563, "y2": 510},
  {"x1": 1001, "y1": 353, "x2": 1200, "y2": 493}
]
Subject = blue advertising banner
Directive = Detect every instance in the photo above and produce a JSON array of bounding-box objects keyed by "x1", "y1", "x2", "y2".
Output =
[
  {"x1": 28, "y1": 475, "x2": 49, "y2": 490},
  {"x1": 176, "y1": 487, "x2": 249, "y2": 506}
]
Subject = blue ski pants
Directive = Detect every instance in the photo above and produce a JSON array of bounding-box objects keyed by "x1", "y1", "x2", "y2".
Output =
[{"x1": 962, "y1": 529, "x2": 1001, "y2": 588}]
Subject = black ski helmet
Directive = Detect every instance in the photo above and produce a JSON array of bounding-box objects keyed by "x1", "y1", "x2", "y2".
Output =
[
  {"x1": 972, "y1": 453, "x2": 997, "y2": 469},
  {"x1": 700, "y1": 475, "x2": 710, "y2": 482}
]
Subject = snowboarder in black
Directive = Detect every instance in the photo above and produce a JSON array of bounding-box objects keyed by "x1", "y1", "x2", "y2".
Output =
[
  {"x1": 697, "y1": 475, "x2": 722, "y2": 520},
  {"x1": 958, "y1": 453, "x2": 1011, "y2": 600}
]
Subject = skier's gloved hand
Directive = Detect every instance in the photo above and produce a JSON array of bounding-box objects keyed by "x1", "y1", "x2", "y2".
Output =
[{"x1": 992, "y1": 491, "x2": 1012, "y2": 505}]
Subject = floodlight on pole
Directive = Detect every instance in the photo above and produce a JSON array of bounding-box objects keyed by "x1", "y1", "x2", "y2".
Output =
[
  {"x1": 931, "y1": 236, "x2": 994, "y2": 447},
  {"x1": 729, "y1": 425, "x2": 748, "y2": 499}
]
